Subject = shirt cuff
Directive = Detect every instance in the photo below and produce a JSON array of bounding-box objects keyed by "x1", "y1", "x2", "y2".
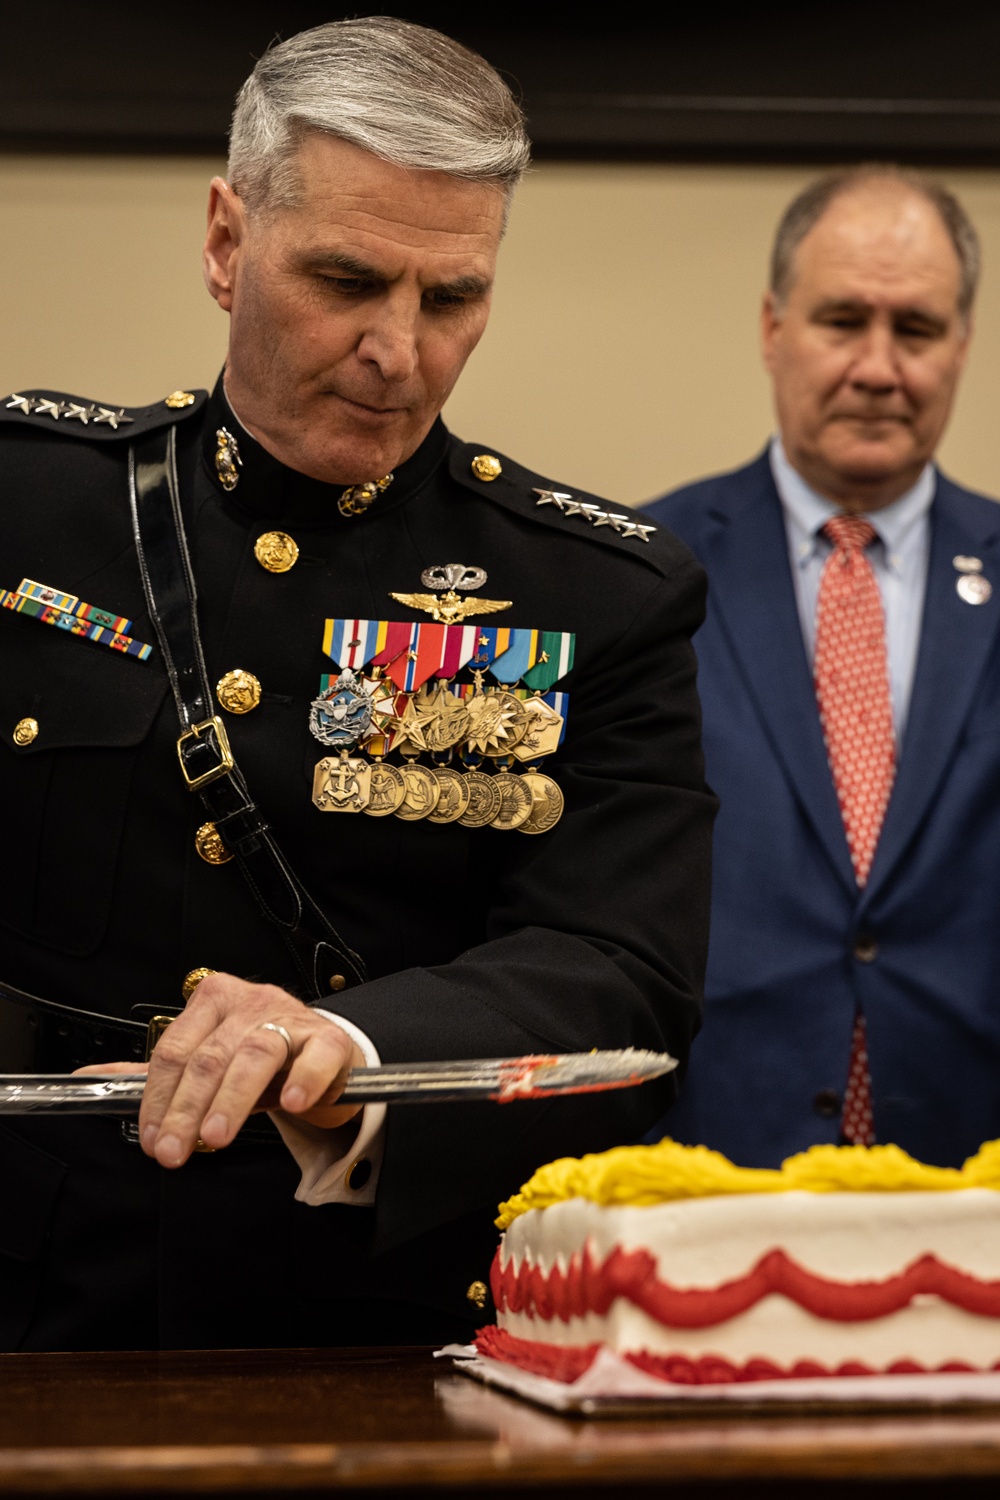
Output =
[{"x1": 268, "y1": 1009, "x2": 386, "y2": 1207}]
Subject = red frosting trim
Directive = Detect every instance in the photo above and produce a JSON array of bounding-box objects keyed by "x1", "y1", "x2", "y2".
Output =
[
  {"x1": 490, "y1": 1243, "x2": 1000, "y2": 1327},
  {"x1": 474, "y1": 1326, "x2": 998, "y2": 1386}
]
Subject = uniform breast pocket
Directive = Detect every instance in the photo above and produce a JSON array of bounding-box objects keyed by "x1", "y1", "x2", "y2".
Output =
[{"x1": 0, "y1": 613, "x2": 168, "y2": 955}]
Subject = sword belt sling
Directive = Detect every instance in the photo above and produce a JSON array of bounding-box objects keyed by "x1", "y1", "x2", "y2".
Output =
[{"x1": 128, "y1": 425, "x2": 367, "y2": 1001}]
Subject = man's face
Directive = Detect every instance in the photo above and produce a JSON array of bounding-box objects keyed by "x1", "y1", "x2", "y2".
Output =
[
  {"x1": 203, "y1": 133, "x2": 506, "y2": 484},
  {"x1": 761, "y1": 185, "x2": 970, "y2": 509}
]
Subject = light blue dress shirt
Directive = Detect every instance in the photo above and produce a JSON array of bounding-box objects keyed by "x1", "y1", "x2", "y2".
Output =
[{"x1": 769, "y1": 438, "x2": 935, "y2": 742}]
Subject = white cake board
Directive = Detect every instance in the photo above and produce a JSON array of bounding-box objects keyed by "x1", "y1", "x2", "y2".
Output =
[{"x1": 438, "y1": 1345, "x2": 1000, "y2": 1417}]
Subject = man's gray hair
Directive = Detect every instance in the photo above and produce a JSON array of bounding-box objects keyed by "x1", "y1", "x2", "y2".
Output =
[
  {"x1": 770, "y1": 165, "x2": 981, "y2": 319},
  {"x1": 228, "y1": 16, "x2": 530, "y2": 212}
]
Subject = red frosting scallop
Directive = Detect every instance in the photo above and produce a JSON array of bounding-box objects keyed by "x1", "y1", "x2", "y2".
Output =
[
  {"x1": 490, "y1": 1243, "x2": 1000, "y2": 1327},
  {"x1": 474, "y1": 1326, "x2": 998, "y2": 1385}
]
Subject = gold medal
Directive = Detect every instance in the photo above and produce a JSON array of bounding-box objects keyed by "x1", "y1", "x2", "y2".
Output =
[
  {"x1": 465, "y1": 685, "x2": 528, "y2": 757},
  {"x1": 511, "y1": 697, "x2": 564, "y2": 761},
  {"x1": 312, "y1": 754, "x2": 371, "y2": 812},
  {"x1": 395, "y1": 763, "x2": 440, "y2": 821},
  {"x1": 364, "y1": 760, "x2": 406, "y2": 817},
  {"x1": 413, "y1": 682, "x2": 472, "y2": 752},
  {"x1": 427, "y1": 765, "x2": 471, "y2": 823},
  {"x1": 518, "y1": 771, "x2": 565, "y2": 835},
  {"x1": 457, "y1": 769, "x2": 503, "y2": 828},
  {"x1": 490, "y1": 769, "x2": 534, "y2": 830}
]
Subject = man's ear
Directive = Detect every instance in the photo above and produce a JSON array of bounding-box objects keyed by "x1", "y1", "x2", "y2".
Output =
[
  {"x1": 760, "y1": 290, "x2": 782, "y2": 374},
  {"x1": 203, "y1": 179, "x2": 245, "y2": 311}
]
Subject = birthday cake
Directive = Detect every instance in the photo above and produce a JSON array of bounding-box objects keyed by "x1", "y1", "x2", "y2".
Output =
[{"x1": 476, "y1": 1139, "x2": 1000, "y2": 1385}]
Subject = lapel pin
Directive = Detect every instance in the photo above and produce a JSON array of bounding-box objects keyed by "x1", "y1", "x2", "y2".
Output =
[{"x1": 953, "y1": 555, "x2": 991, "y2": 604}]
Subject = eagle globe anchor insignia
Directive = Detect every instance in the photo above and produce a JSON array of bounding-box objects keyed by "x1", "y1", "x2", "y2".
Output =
[{"x1": 308, "y1": 565, "x2": 572, "y2": 833}]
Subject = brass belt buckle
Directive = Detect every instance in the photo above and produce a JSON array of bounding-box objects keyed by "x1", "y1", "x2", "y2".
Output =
[{"x1": 176, "y1": 715, "x2": 234, "y2": 790}]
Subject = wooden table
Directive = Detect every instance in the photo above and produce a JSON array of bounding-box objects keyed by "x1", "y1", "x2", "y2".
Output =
[{"x1": 2, "y1": 1347, "x2": 1000, "y2": 1498}]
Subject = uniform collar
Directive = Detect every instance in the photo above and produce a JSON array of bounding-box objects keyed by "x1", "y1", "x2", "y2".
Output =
[{"x1": 200, "y1": 374, "x2": 449, "y2": 524}]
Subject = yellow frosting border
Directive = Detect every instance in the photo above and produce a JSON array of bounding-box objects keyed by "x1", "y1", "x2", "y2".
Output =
[{"x1": 495, "y1": 1138, "x2": 1000, "y2": 1229}]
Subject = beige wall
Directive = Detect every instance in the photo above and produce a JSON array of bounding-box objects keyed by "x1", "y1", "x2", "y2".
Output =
[{"x1": 2, "y1": 156, "x2": 999, "y2": 507}]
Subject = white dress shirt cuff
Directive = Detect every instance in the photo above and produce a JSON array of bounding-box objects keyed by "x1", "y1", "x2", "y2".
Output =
[{"x1": 269, "y1": 1009, "x2": 386, "y2": 1207}]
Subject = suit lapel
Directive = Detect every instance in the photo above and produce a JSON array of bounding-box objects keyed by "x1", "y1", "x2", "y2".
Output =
[
  {"x1": 863, "y1": 477, "x2": 1000, "y2": 901},
  {"x1": 703, "y1": 457, "x2": 856, "y2": 893}
]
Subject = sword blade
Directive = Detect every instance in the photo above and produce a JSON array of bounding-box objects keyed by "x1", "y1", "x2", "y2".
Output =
[{"x1": 0, "y1": 1048, "x2": 676, "y2": 1113}]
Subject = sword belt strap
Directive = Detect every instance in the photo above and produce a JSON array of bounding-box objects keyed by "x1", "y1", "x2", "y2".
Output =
[{"x1": 127, "y1": 426, "x2": 367, "y2": 999}]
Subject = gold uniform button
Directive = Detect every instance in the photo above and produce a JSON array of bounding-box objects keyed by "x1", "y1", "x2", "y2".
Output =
[
  {"x1": 466, "y1": 1280, "x2": 489, "y2": 1310},
  {"x1": 346, "y1": 1157, "x2": 372, "y2": 1192},
  {"x1": 471, "y1": 454, "x2": 502, "y2": 482},
  {"x1": 328, "y1": 974, "x2": 347, "y2": 993},
  {"x1": 254, "y1": 531, "x2": 299, "y2": 573},
  {"x1": 13, "y1": 717, "x2": 38, "y2": 747},
  {"x1": 194, "y1": 822, "x2": 232, "y2": 865},
  {"x1": 216, "y1": 668, "x2": 261, "y2": 715},
  {"x1": 164, "y1": 390, "x2": 196, "y2": 409},
  {"x1": 182, "y1": 966, "x2": 217, "y2": 1002}
]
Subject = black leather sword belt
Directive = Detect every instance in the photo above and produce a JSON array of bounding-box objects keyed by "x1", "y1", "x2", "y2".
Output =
[
  {"x1": 0, "y1": 978, "x2": 278, "y2": 1144},
  {"x1": 0, "y1": 977, "x2": 151, "y2": 1074}
]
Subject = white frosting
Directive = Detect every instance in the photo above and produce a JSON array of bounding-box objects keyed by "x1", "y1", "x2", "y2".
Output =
[
  {"x1": 496, "y1": 1191, "x2": 1000, "y2": 1373},
  {"x1": 500, "y1": 1191, "x2": 1000, "y2": 1284}
]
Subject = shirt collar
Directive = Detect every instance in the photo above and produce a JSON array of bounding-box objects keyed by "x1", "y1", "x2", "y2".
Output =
[{"x1": 769, "y1": 437, "x2": 936, "y2": 569}]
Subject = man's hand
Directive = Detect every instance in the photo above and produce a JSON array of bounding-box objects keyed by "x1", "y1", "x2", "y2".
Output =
[{"x1": 82, "y1": 973, "x2": 365, "y2": 1167}]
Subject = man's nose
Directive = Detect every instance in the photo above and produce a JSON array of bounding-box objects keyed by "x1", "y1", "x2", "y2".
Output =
[
  {"x1": 849, "y1": 324, "x2": 901, "y2": 393},
  {"x1": 356, "y1": 294, "x2": 419, "y2": 384}
]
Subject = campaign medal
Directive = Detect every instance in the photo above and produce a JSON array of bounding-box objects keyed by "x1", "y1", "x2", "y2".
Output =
[
  {"x1": 312, "y1": 753, "x2": 372, "y2": 812},
  {"x1": 427, "y1": 765, "x2": 471, "y2": 824},
  {"x1": 518, "y1": 771, "x2": 565, "y2": 834},
  {"x1": 489, "y1": 768, "x2": 534, "y2": 830},
  {"x1": 364, "y1": 759, "x2": 407, "y2": 817},
  {"x1": 457, "y1": 770, "x2": 503, "y2": 828},
  {"x1": 395, "y1": 762, "x2": 440, "y2": 821},
  {"x1": 510, "y1": 696, "x2": 564, "y2": 761}
]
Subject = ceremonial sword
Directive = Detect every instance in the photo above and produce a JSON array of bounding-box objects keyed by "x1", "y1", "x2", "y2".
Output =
[{"x1": 0, "y1": 1050, "x2": 677, "y2": 1114}]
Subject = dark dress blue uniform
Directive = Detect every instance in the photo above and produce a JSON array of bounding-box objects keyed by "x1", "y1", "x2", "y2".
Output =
[{"x1": 0, "y1": 379, "x2": 714, "y2": 1350}]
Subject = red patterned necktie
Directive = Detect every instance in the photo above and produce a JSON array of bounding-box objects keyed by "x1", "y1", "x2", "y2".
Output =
[{"x1": 814, "y1": 515, "x2": 896, "y2": 1147}]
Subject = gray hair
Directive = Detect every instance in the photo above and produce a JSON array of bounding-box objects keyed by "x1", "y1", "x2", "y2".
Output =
[
  {"x1": 770, "y1": 165, "x2": 981, "y2": 319},
  {"x1": 228, "y1": 16, "x2": 530, "y2": 213}
]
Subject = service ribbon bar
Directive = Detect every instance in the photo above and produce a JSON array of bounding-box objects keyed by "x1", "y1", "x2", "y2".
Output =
[
  {"x1": 2, "y1": 585, "x2": 152, "y2": 661},
  {"x1": 321, "y1": 619, "x2": 574, "y2": 693}
]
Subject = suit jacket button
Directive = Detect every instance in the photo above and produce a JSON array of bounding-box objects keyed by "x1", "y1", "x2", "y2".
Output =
[
  {"x1": 814, "y1": 1088, "x2": 841, "y2": 1118},
  {"x1": 853, "y1": 936, "x2": 878, "y2": 963}
]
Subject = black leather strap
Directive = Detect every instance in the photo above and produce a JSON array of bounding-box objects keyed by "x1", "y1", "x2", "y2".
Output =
[{"x1": 128, "y1": 427, "x2": 367, "y2": 998}]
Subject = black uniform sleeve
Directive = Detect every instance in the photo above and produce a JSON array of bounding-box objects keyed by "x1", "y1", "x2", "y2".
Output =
[{"x1": 332, "y1": 549, "x2": 716, "y2": 1253}]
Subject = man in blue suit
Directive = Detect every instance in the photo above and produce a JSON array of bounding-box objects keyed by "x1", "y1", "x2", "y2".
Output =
[{"x1": 647, "y1": 166, "x2": 1000, "y2": 1170}]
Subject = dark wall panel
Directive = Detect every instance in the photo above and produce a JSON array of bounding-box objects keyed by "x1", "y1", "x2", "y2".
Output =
[{"x1": 2, "y1": 2, "x2": 999, "y2": 163}]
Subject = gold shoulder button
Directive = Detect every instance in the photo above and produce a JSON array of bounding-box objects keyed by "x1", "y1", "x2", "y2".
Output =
[
  {"x1": 164, "y1": 391, "x2": 196, "y2": 409},
  {"x1": 216, "y1": 668, "x2": 261, "y2": 714},
  {"x1": 471, "y1": 454, "x2": 502, "y2": 482},
  {"x1": 466, "y1": 1279, "x2": 489, "y2": 1309},
  {"x1": 254, "y1": 531, "x2": 299, "y2": 573}
]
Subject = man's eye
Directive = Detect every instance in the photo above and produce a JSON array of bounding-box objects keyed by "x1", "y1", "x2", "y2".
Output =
[
  {"x1": 320, "y1": 277, "x2": 371, "y2": 295},
  {"x1": 426, "y1": 289, "x2": 469, "y2": 310},
  {"x1": 897, "y1": 323, "x2": 935, "y2": 340}
]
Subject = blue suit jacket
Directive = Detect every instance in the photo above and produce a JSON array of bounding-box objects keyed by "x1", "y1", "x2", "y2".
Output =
[{"x1": 646, "y1": 452, "x2": 1000, "y2": 1169}]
